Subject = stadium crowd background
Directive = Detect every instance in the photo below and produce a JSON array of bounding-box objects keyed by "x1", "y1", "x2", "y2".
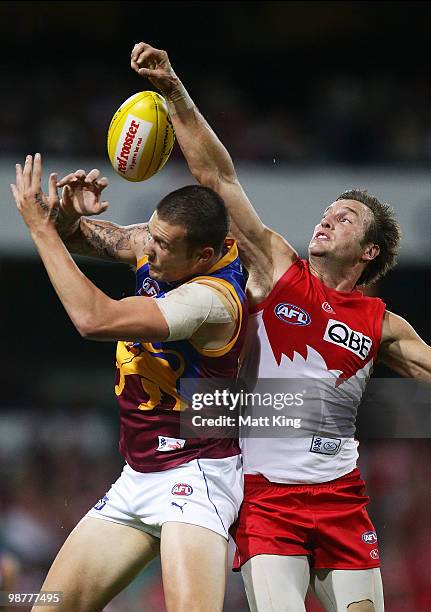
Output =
[{"x1": 1, "y1": 2, "x2": 431, "y2": 610}]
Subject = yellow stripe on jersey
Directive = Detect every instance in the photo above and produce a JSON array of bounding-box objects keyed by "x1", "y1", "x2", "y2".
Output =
[
  {"x1": 206, "y1": 239, "x2": 238, "y2": 274},
  {"x1": 136, "y1": 254, "x2": 149, "y2": 270}
]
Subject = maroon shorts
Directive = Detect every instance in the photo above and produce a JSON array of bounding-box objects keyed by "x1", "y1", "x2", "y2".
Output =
[{"x1": 231, "y1": 468, "x2": 380, "y2": 571}]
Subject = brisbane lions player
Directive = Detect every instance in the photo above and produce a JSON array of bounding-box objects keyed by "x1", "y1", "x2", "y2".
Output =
[
  {"x1": 11, "y1": 155, "x2": 247, "y2": 612},
  {"x1": 131, "y1": 41, "x2": 431, "y2": 612}
]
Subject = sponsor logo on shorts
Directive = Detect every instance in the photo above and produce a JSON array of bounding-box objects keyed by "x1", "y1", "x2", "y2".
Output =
[
  {"x1": 138, "y1": 277, "x2": 160, "y2": 297},
  {"x1": 93, "y1": 495, "x2": 109, "y2": 511},
  {"x1": 274, "y1": 303, "x2": 311, "y2": 326},
  {"x1": 370, "y1": 548, "x2": 379, "y2": 560},
  {"x1": 310, "y1": 435, "x2": 341, "y2": 455},
  {"x1": 171, "y1": 483, "x2": 193, "y2": 496},
  {"x1": 171, "y1": 501, "x2": 187, "y2": 513},
  {"x1": 323, "y1": 319, "x2": 372, "y2": 360},
  {"x1": 362, "y1": 531, "x2": 378, "y2": 544},
  {"x1": 157, "y1": 436, "x2": 186, "y2": 452}
]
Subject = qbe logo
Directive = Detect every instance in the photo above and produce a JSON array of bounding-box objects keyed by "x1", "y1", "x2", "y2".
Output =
[
  {"x1": 362, "y1": 531, "x2": 378, "y2": 545},
  {"x1": 323, "y1": 319, "x2": 372, "y2": 360},
  {"x1": 171, "y1": 483, "x2": 193, "y2": 496},
  {"x1": 275, "y1": 303, "x2": 311, "y2": 326}
]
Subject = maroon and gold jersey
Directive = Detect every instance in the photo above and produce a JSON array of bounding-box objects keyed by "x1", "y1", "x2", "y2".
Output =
[{"x1": 115, "y1": 240, "x2": 247, "y2": 472}]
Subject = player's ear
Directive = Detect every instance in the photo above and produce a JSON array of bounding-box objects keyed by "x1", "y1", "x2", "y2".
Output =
[
  {"x1": 362, "y1": 243, "x2": 380, "y2": 262},
  {"x1": 196, "y1": 246, "x2": 215, "y2": 265}
]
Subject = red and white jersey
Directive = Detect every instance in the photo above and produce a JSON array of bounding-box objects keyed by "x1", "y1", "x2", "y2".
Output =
[{"x1": 240, "y1": 258, "x2": 386, "y2": 484}]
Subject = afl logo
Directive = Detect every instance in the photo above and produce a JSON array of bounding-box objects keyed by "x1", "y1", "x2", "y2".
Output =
[
  {"x1": 362, "y1": 531, "x2": 378, "y2": 544},
  {"x1": 138, "y1": 277, "x2": 160, "y2": 297},
  {"x1": 171, "y1": 483, "x2": 193, "y2": 496},
  {"x1": 275, "y1": 303, "x2": 311, "y2": 326}
]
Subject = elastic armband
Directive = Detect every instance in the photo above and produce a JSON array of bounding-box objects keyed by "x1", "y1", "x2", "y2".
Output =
[{"x1": 156, "y1": 282, "x2": 233, "y2": 341}]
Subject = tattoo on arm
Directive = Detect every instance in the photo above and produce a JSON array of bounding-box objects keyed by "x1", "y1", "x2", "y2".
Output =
[{"x1": 61, "y1": 218, "x2": 149, "y2": 262}]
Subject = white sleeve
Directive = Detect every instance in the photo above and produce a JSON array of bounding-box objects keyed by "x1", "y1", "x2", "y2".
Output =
[{"x1": 155, "y1": 282, "x2": 234, "y2": 341}]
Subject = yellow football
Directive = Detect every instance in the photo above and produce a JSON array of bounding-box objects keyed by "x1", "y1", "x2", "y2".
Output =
[{"x1": 107, "y1": 91, "x2": 175, "y2": 182}]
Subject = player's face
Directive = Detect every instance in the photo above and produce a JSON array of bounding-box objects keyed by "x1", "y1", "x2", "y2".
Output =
[
  {"x1": 144, "y1": 213, "x2": 205, "y2": 283},
  {"x1": 309, "y1": 199, "x2": 373, "y2": 262}
]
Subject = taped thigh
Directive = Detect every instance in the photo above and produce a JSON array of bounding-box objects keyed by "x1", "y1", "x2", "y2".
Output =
[
  {"x1": 241, "y1": 554, "x2": 310, "y2": 612},
  {"x1": 311, "y1": 568, "x2": 384, "y2": 612}
]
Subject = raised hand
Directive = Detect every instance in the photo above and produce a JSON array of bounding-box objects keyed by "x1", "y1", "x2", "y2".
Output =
[
  {"x1": 131, "y1": 42, "x2": 178, "y2": 95},
  {"x1": 10, "y1": 153, "x2": 59, "y2": 231},
  {"x1": 56, "y1": 168, "x2": 109, "y2": 224}
]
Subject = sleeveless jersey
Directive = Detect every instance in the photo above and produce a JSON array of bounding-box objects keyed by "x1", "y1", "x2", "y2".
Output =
[
  {"x1": 240, "y1": 258, "x2": 386, "y2": 484},
  {"x1": 115, "y1": 240, "x2": 247, "y2": 472}
]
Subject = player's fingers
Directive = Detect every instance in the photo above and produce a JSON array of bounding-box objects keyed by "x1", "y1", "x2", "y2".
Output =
[
  {"x1": 61, "y1": 185, "x2": 72, "y2": 205},
  {"x1": 135, "y1": 47, "x2": 161, "y2": 69},
  {"x1": 56, "y1": 172, "x2": 78, "y2": 187},
  {"x1": 84, "y1": 169, "x2": 100, "y2": 183},
  {"x1": 74, "y1": 169, "x2": 86, "y2": 180},
  {"x1": 15, "y1": 164, "x2": 23, "y2": 190},
  {"x1": 95, "y1": 177, "x2": 109, "y2": 191},
  {"x1": 99, "y1": 201, "x2": 109, "y2": 213},
  {"x1": 131, "y1": 41, "x2": 149, "y2": 61},
  {"x1": 48, "y1": 172, "x2": 59, "y2": 200},
  {"x1": 22, "y1": 154, "x2": 33, "y2": 189},
  {"x1": 138, "y1": 67, "x2": 161, "y2": 79},
  {"x1": 31, "y1": 152, "x2": 42, "y2": 191},
  {"x1": 10, "y1": 184, "x2": 21, "y2": 208}
]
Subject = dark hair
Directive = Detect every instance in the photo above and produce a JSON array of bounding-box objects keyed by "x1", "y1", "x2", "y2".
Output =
[
  {"x1": 156, "y1": 185, "x2": 229, "y2": 254},
  {"x1": 336, "y1": 189, "x2": 401, "y2": 286}
]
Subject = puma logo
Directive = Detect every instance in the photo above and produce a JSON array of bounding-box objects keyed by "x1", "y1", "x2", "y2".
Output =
[{"x1": 171, "y1": 502, "x2": 187, "y2": 513}]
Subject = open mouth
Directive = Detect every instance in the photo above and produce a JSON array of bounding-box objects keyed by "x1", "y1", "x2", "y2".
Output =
[{"x1": 314, "y1": 232, "x2": 330, "y2": 241}]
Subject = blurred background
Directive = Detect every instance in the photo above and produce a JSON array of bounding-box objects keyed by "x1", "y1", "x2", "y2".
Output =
[{"x1": 1, "y1": 1, "x2": 431, "y2": 610}]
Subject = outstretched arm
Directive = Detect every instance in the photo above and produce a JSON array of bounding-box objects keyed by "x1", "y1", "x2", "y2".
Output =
[
  {"x1": 130, "y1": 42, "x2": 297, "y2": 291},
  {"x1": 380, "y1": 310, "x2": 431, "y2": 381},
  {"x1": 11, "y1": 155, "x2": 168, "y2": 342},
  {"x1": 10, "y1": 155, "x2": 236, "y2": 346},
  {"x1": 56, "y1": 169, "x2": 148, "y2": 264}
]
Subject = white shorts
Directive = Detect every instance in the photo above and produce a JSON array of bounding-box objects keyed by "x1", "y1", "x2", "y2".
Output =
[{"x1": 86, "y1": 455, "x2": 243, "y2": 540}]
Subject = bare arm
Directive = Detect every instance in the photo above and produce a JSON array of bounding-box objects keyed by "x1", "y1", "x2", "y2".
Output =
[
  {"x1": 130, "y1": 43, "x2": 297, "y2": 292},
  {"x1": 56, "y1": 168, "x2": 148, "y2": 264},
  {"x1": 380, "y1": 310, "x2": 431, "y2": 381},
  {"x1": 11, "y1": 155, "x2": 169, "y2": 342},
  {"x1": 33, "y1": 229, "x2": 169, "y2": 341}
]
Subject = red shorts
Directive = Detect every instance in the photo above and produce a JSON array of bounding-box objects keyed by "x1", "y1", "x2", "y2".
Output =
[{"x1": 231, "y1": 468, "x2": 380, "y2": 571}]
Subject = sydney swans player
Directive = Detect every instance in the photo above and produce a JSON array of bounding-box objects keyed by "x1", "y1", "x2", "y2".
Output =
[
  {"x1": 130, "y1": 42, "x2": 431, "y2": 612},
  {"x1": 10, "y1": 155, "x2": 247, "y2": 612}
]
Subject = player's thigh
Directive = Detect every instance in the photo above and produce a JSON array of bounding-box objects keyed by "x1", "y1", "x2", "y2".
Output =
[
  {"x1": 241, "y1": 554, "x2": 310, "y2": 612},
  {"x1": 35, "y1": 517, "x2": 159, "y2": 612},
  {"x1": 311, "y1": 568, "x2": 384, "y2": 612},
  {"x1": 160, "y1": 522, "x2": 228, "y2": 612}
]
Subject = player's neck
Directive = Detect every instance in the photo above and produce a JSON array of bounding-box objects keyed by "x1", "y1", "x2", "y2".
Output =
[{"x1": 308, "y1": 256, "x2": 362, "y2": 293}]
